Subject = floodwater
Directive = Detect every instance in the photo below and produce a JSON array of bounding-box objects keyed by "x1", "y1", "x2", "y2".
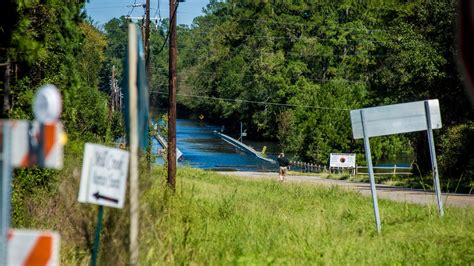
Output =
[
  {"x1": 152, "y1": 119, "x2": 413, "y2": 171},
  {"x1": 154, "y1": 119, "x2": 278, "y2": 171}
]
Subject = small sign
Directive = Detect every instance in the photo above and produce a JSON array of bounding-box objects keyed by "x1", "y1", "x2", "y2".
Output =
[
  {"x1": 330, "y1": 153, "x2": 356, "y2": 168},
  {"x1": 350, "y1": 100, "x2": 442, "y2": 139},
  {"x1": 199, "y1": 114, "x2": 204, "y2": 120},
  {"x1": 78, "y1": 144, "x2": 129, "y2": 208},
  {"x1": 8, "y1": 229, "x2": 60, "y2": 266}
]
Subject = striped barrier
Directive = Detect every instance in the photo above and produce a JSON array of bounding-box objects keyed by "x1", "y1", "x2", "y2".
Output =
[
  {"x1": 7, "y1": 229, "x2": 60, "y2": 266},
  {"x1": 6, "y1": 120, "x2": 65, "y2": 169}
]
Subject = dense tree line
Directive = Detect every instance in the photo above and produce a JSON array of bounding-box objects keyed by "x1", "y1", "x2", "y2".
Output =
[
  {"x1": 0, "y1": 0, "x2": 118, "y2": 234},
  {"x1": 171, "y1": 0, "x2": 473, "y2": 183},
  {"x1": 0, "y1": 0, "x2": 111, "y2": 140}
]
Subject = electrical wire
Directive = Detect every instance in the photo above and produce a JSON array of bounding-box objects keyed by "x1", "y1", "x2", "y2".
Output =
[
  {"x1": 149, "y1": 90, "x2": 351, "y2": 111},
  {"x1": 153, "y1": 0, "x2": 161, "y2": 20},
  {"x1": 154, "y1": 0, "x2": 180, "y2": 56},
  {"x1": 127, "y1": 0, "x2": 138, "y2": 16}
]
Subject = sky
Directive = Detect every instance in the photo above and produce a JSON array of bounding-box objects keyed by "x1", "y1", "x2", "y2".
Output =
[{"x1": 84, "y1": 0, "x2": 210, "y2": 27}]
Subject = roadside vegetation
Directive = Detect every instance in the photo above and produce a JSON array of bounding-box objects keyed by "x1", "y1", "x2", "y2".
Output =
[{"x1": 140, "y1": 168, "x2": 474, "y2": 264}]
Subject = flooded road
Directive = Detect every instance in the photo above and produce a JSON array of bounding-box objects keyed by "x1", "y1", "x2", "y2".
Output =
[{"x1": 155, "y1": 119, "x2": 278, "y2": 171}]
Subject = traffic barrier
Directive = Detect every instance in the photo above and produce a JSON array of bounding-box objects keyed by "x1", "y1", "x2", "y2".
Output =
[
  {"x1": 7, "y1": 229, "x2": 60, "y2": 266},
  {"x1": 8, "y1": 120, "x2": 65, "y2": 169}
]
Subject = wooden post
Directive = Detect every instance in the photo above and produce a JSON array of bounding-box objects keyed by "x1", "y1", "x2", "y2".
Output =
[
  {"x1": 167, "y1": 0, "x2": 177, "y2": 189},
  {"x1": 128, "y1": 23, "x2": 140, "y2": 266}
]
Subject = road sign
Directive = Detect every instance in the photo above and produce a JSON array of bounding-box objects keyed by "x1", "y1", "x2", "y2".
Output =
[
  {"x1": 8, "y1": 120, "x2": 65, "y2": 169},
  {"x1": 350, "y1": 99, "x2": 444, "y2": 233},
  {"x1": 7, "y1": 229, "x2": 60, "y2": 266},
  {"x1": 329, "y1": 153, "x2": 356, "y2": 168},
  {"x1": 78, "y1": 143, "x2": 129, "y2": 208},
  {"x1": 33, "y1": 84, "x2": 62, "y2": 123},
  {"x1": 350, "y1": 99, "x2": 441, "y2": 139}
]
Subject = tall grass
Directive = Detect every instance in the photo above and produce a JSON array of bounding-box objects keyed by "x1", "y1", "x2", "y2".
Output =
[{"x1": 141, "y1": 168, "x2": 474, "y2": 265}]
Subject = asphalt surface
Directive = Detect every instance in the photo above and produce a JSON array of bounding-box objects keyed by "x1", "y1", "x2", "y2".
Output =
[{"x1": 217, "y1": 171, "x2": 474, "y2": 208}]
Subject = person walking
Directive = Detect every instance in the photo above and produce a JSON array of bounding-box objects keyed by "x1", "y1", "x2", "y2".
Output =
[{"x1": 277, "y1": 152, "x2": 290, "y2": 181}]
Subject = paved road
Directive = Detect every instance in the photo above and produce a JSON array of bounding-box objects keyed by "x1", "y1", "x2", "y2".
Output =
[{"x1": 218, "y1": 171, "x2": 474, "y2": 208}]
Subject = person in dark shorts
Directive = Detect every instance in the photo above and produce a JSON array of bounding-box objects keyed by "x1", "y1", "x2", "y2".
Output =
[{"x1": 277, "y1": 152, "x2": 290, "y2": 181}]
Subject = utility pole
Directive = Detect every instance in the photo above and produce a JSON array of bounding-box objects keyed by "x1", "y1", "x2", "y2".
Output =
[
  {"x1": 167, "y1": 0, "x2": 177, "y2": 189},
  {"x1": 144, "y1": 0, "x2": 150, "y2": 68},
  {"x1": 144, "y1": 0, "x2": 152, "y2": 171},
  {"x1": 111, "y1": 65, "x2": 116, "y2": 112}
]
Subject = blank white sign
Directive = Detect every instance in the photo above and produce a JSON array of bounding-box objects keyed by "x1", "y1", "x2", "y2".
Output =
[{"x1": 350, "y1": 100, "x2": 442, "y2": 139}]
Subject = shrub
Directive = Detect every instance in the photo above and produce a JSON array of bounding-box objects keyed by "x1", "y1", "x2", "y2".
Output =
[{"x1": 438, "y1": 122, "x2": 474, "y2": 182}]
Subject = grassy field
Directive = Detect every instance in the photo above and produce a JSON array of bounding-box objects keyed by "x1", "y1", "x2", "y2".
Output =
[
  {"x1": 15, "y1": 151, "x2": 474, "y2": 265},
  {"x1": 140, "y1": 168, "x2": 474, "y2": 265}
]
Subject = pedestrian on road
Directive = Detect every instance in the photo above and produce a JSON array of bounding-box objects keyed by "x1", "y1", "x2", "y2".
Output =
[{"x1": 277, "y1": 152, "x2": 290, "y2": 181}]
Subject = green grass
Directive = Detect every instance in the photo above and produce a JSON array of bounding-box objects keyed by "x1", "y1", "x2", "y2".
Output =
[{"x1": 140, "y1": 168, "x2": 474, "y2": 265}]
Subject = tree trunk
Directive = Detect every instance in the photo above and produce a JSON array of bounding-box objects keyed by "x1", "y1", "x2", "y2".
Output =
[{"x1": 1, "y1": 60, "x2": 10, "y2": 118}]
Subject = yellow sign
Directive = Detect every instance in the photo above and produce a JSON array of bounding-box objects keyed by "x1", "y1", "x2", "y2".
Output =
[{"x1": 199, "y1": 114, "x2": 204, "y2": 120}]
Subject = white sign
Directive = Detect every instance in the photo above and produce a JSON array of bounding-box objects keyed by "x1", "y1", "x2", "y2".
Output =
[
  {"x1": 330, "y1": 153, "x2": 356, "y2": 168},
  {"x1": 8, "y1": 229, "x2": 60, "y2": 266},
  {"x1": 350, "y1": 99, "x2": 442, "y2": 139},
  {"x1": 33, "y1": 84, "x2": 62, "y2": 123},
  {"x1": 78, "y1": 144, "x2": 129, "y2": 208}
]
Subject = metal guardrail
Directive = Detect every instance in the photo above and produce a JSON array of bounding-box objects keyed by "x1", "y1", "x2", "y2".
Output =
[
  {"x1": 152, "y1": 132, "x2": 183, "y2": 160},
  {"x1": 215, "y1": 131, "x2": 276, "y2": 163},
  {"x1": 290, "y1": 161, "x2": 413, "y2": 176}
]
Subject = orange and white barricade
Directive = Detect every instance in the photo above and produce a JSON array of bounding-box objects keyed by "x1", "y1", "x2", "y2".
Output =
[
  {"x1": 6, "y1": 120, "x2": 65, "y2": 169},
  {"x1": 7, "y1": 229, "x2": 60, "y2": 266}
]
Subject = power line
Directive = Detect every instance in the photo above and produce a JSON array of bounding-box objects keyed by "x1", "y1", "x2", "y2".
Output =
[
  {"x1": 190, "y1": 16, "x2": 391, "y2": 33},
  {"x1": 160, "y1": 69, "x2": 370, "y2": 83},
  {"x1": 150, "y1": 90, "x2": 351, "y2": 111},
  {"x1": 127, "y1": 0, "x2": 138, "y2": 16},
  {"x1": 188, "y1": 30, "x2": 387, "y2": 44},
  {"x1": 155, "y1": 1, "x2": 180, "y2": 56}
]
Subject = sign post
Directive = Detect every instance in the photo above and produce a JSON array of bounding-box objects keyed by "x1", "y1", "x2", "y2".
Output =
[
  {"x1": 350, "y1": 99, "x2": 444, "y2": 232},
  {"x1": 424, "y1": 101, "x2": 444, "y2": 216},
  {"x1": 91, "y1": 206, "x2": 104, "y2": 266},
  {"x1": 360, "y1": 110, "x2": 381, "y2": 233},
  {"x1": 0, "y1": 123, "x2": 12, "y2": 265},
  {"x1": 78, "y1": 143, "x2": 129, "y2": 265}
]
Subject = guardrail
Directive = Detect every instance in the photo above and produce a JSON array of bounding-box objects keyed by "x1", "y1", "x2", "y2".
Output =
[
  {"x1": 290, "y1": 161, "x2": 412, "y2": 176},
  {"x1": 355, "y1": 165, "x2": 412, "y2": 176},
  {"x1": 215, "y1": 131, "x2": 276, "y2": 163},
  {"x1": 152, "y1": 132, "x2": 183, "y2": 160},
  {"x1": 290, "y1": 161, "x2": 327, "y2": 173}
]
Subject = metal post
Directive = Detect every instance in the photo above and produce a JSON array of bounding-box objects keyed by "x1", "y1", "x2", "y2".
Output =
[
  {"x1": 91, "y1": 206, "x2": 104, "y2": 266},
  {"x1": 167, "y1": 0, "x2": 177, "y2": 189},
  {"x1": 240, "y1": 122, "x2": 243, "y2": 142},
  {"x1": 360, "y1": 110, "x2": 382, "y2": 233},
  {"x1": 128, "y1": 23, "x2": 140, "y2": 266},
  {"x1": 0, "y1": 122, "x2": 12, "y2": 264},
  {"x1": 424, "y1": 101, "x2": 444, "y2": 216},
  {"x1": 38, "y1": 123, "x2": 45, "y2": 167}
]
